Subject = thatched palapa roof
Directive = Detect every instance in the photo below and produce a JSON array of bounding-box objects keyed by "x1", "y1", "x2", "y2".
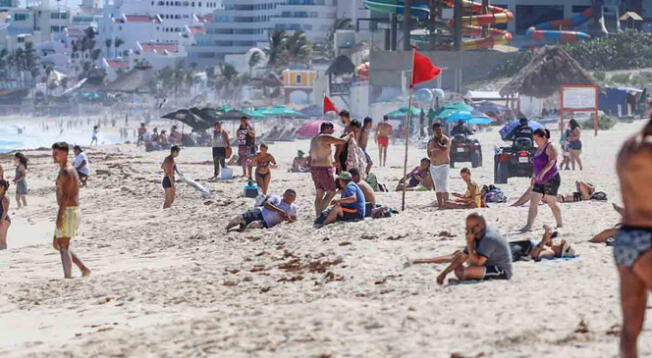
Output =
[
  {"x1": 500, "y1": 46, "x2": 596, "y2": 98},
  {"x1": 326, "y1": 55, "x2": 355, "y2": 76},
  {"x1": 106, "y1": 66, "x2": 156, "y2": 93}
]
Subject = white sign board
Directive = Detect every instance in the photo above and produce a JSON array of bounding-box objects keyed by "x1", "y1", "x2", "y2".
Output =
[{"x1": 562, "y1": 86, "x2": 597, "y2": 110}]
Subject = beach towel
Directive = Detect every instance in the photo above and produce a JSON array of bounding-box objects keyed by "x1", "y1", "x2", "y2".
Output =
[
  {"x1": 483, "y1": 185, "x2": 507, "y2": 203},
  {"x1": 535, "y1": 255, "x2": 580, "y2": 262},
  {"x1": 346, "y1": 139, "x2": 367, "y2": 176}
]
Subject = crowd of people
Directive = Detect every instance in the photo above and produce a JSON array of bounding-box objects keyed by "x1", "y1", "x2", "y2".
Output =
[{"x1": 2, "y1": 107, "x2": 651, "y2": 358}]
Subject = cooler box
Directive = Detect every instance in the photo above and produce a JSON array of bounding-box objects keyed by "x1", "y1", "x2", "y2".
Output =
[{"x1": 221, "y1": 167, "x2": 233, "y2": 180}]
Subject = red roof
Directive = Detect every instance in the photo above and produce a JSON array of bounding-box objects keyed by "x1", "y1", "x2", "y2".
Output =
[
  {"x1": 140, "y1": 42, "x2": 179, "y2": 55},
  {"x1": 188, "y1": 25, "x2": 205, "y2": 34},
  {"x1": 106, "y1": 59, "x2": 129, "y2": 69},
  {"x1": 196, "y1": 14, "x2": 213, "y2": 23}
]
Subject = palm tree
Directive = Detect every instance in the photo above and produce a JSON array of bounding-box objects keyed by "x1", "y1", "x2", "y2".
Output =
[
  {"x1": 285, "y1": 31, "x2": 312, "y2": 65},
  {"x1": 114, "y1": 37, "x2": 124, "y2": 58},
  {"x1": 266, "y1": 30, "x2": 287, "y2": 71},
  {"x1": 248, "y1": 50, "x2": 262, "y2": 76},
  {"x1": 104, "y1": 38, "x2": 112, "y2": 58},
  {"x1": 216, "y1": 62, "x2": 240, "y2": 103}
]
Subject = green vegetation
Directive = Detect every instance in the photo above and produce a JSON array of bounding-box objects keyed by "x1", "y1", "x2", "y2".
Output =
[
  {"x1": 489, "y1": 31, "x2": 652, "y2": 78},
  {"x1": 580, "y1": 114, "x2": 617, "y2": 130}
]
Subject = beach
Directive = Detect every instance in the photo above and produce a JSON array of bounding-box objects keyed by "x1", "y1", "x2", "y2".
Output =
[{"x1": 0, "y1": 119, "x2": 647, "y2": 357}]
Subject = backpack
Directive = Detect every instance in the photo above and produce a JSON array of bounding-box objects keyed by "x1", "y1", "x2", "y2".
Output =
[{"x1": 590, "y1": 191, "x2": 607, "y2": 201}]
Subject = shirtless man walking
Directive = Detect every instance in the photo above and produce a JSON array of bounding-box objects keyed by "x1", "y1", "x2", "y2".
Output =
[
  {"x1": 51, "y1": 142, "x2": 91, "y2": 279},
  {"x1": 375, "y1": 116, "x2": 393, "y2": 167},
  {"x1": 310, "y1": 122, "x2": 350, "y2": 216},
  {"x1": 427, "y1": 122, "x2": 451, "y2": 209},
  {"x1": 359, "y1": 117, "x2": 373, "y2": 174},
  {"x1": 614, "y1": 119, "x2": 652, "y2": 358}
]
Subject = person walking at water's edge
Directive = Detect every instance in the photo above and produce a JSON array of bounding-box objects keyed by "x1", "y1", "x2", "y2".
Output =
[
  {"x1": 13, "y1": 152, "x2": 28, "y2": 208},
  {"x1": 51, "y1": 142, "x2": 91, "y2": 278}
]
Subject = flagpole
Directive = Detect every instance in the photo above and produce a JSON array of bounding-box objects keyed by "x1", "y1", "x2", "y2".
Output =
[{"x1": 401, "y1": 47, "x2": 417, "y2": 211}]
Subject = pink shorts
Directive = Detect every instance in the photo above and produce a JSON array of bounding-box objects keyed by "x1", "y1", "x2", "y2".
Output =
[{"x1": 311, "y1": 166, "x2": 336, "y2": 192}]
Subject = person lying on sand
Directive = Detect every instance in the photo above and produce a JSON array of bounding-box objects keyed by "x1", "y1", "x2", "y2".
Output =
[
  {"x1": 613, "y1": 117, "x2": 652, "y2": 358},
  {"x1": 349, "y1": 168, "x2": 375, "y2": 217},
  {"x1": 589, "y1": 203, "x2": 624, "y2": 243},
  {"x1": 318, "y1": 171, "x2": 365, "y2": 227},
  {"x1": 396, "y1": 158, "x2": 433, "y2": 191},
  {"x1": 226, "y1": 189, "x2": 297, "y2": 232},
  {"x1": 411, "y1": 225, "x2": 574, "y2": 265},
  {"x1": 436, "y1": 213, "x2": 512, "y2": 285},
  {"x1": 442, "y1": 168, "x2": 483, "y2": 209},
  {"x1": 512, "y1": 181, "x2": 598, "y2": 207}
]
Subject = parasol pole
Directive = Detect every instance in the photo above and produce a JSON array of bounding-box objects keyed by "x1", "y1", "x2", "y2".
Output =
[{"x1": 401, "y1": 47, "x2": 417, "y2": 211}]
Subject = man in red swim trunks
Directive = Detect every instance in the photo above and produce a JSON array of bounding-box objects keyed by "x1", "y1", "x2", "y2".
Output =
[
  {"x1": 309, "y1": 122, "x2": 350, "y2": 216},
  {"x1": 375, "y1": 115, "x2": 393, "y2": 167}
]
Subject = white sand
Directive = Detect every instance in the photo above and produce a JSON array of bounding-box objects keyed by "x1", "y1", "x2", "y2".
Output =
[{"x1": 0, "y1": 120, "x2": 649, "y2": 357}]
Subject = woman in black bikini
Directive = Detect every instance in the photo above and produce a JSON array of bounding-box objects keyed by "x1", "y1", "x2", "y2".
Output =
[
  {"x1": 252, "y1": 143, "x2": 276, "y2": 195},
  {"x1": 567, "y1": 119, "x2": 583, "y2": 170},
  {"x1": 161, "y1": 145, "x2": 180, "y2": 209},
  {"x1": 0, "y1": 179, "x2": 10, "y2": 250}
]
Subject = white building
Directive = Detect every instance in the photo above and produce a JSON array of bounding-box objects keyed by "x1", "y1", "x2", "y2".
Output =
[
  {"x1": 190, "y1": 0, "x2": 365, "y2": 68},
  {"x1": 97, "y1": 0, "x2": 219, "y2": 61}
]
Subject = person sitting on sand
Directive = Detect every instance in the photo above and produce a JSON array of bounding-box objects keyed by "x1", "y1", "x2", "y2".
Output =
[
  {"x1": 443, "y1": 167, "x2": 483, "y2": 209},
  {"x1": 413, "y1": 224, "x2": 572, "y2": 266},
  {"x1": 0, "y1": 179, "x2": 10, "y2": 250},
  {"x1": 319, "y1": 171, "x2": 366, "y2": 227},
  {"x1": 396, "y1": 158, "x2": 433, "y2": 191},
  {"x1": 159, "y1": 130, "x2": 170, "y2": 149},
  {"x1": 349, "y1": 168, "x2": 375, "y2": 216},
  {"x1": 73, "y1": 146, "x2": 90, "y2": 187},
  {"x1": 170, "y1": 125, "x2": 182, "y2": 145},
  {"x1": 252, "y1": 143, "x2": 276, "y2": 195},
  {"x1": 290, "y1": 150, "x2": 309, "y2": 173},
  {"x1": 613, "y1": 116, "x2": 652, "y2": 358},
  {"x1": 436, "y1": 213, "x2": 512, "y2": 285},
  {"x1": 226, "y1": 189, "x2": 297, "y2": 231}
]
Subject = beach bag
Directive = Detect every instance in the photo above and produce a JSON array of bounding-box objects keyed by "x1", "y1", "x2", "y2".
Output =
[
  {"x1": 244, "y1": 181, "x2": 259, "y2": 198},
  {"x1": 590, "y1": 191, "x2": 607, "y2": 201},
  {"x1": 225, "y1": 146, "x2": 233, "y2": 159},
  {"x1": 483, "y1": 185, "x2": 507, "y2": 203},
  {"x1": 371, "y1": 206, "x2": 395, "y2": 219},
  {"x1": 366, "y1": 172, "x2": 380, "y2": 191}
]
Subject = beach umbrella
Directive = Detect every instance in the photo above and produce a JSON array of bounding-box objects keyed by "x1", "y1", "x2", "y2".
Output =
[
  {"x1": 297, "y1": 120, "x2": 344, "y2": 138},
  {"x1": 385, "y1": 106, "x2": 421, "y2": 119},
  {"x1": 217, "y1": 104, "x2": 233, "y2": 113},
  {"x1": 161, "y1": 109, "x2": 212, "y2": 131},
  {"x1": 428, "y1": 101, "x2": 473, "y2": 119},
  {"x1": 241, "y1": 108, "x2": 266, "y2": 119},
  {"x1": 499, "y1": 120, "x2": 544, "y2": 140},
  {"x1": 259, "y1": 105, "x2": 306, "y2": 118},
  {"x1": 444, "y1": 110, "x2": 473, "y2": 123},
  {"x1": 215, "y1": 109, "x2": 254, "y2": 121},
  {"x1": 467, "y1": 116, "x2": 493, "y2": 125},
  {"x1": 298, "y1": 104, "x2": 323, "y2": 118}
]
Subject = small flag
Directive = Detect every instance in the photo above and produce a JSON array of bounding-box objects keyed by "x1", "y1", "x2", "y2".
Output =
[
  {"x1": 323, "y1": 95, "x2": 338, "y2": 114},
  {"x1": 412, "y1": 51, "x2": 442, "y2": 86}
]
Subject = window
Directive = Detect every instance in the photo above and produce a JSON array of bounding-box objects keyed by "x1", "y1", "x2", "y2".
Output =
[
  {"x1": 515, "y1": 5, "x2": 564, "y2": 35},
  {"x1": 13, "y1": 13, "x2": 28, "y2": 21},
  {"x1": 296, "y1": 74, "x2": 302, "y2": 84},
  {"x1": 572, "y1": 6, "x2": 590, "y2": 13}
]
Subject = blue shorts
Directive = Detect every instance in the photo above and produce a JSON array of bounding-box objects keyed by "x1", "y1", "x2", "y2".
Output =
[{"x1": 242, "y1": 208, "x2": 268, "y2": 228}]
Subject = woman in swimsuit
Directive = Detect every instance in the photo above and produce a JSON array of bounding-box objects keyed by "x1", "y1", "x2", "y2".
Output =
[
  {"x1": 0, "y1": 179, "x2": 10, "y2": 250},
  {"x1": 161, "y1": 145, "x2": 180, "y2": 209},
  {"x1": 521, "y1": 128, "x2": 562, "y2": 232},
  {"x1": 567, "y1": 119, "x2": 583, "y2": 170},
  {"x1": 13, "y1": 152, "x2": 28, "y2": 208},
  {"x1": 252, "y1": 143, "x2": 276, "y2": 195}
]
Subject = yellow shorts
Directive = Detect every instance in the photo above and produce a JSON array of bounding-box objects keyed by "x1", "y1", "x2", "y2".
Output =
[{"x1": 54, "y1": 207, "x2": 81, "y2": 239}]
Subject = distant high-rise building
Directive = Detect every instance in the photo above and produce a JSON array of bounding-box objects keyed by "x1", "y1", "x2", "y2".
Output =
[
  {"x1": 0, "y1": 0, "x2": 18, "y2": 10},
  {"x1": 190, "y1": 0, "x2": 365, "y2": 68},
  {"x1": 81, "y1": 0, "x2": 100, "y2": 9}
]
